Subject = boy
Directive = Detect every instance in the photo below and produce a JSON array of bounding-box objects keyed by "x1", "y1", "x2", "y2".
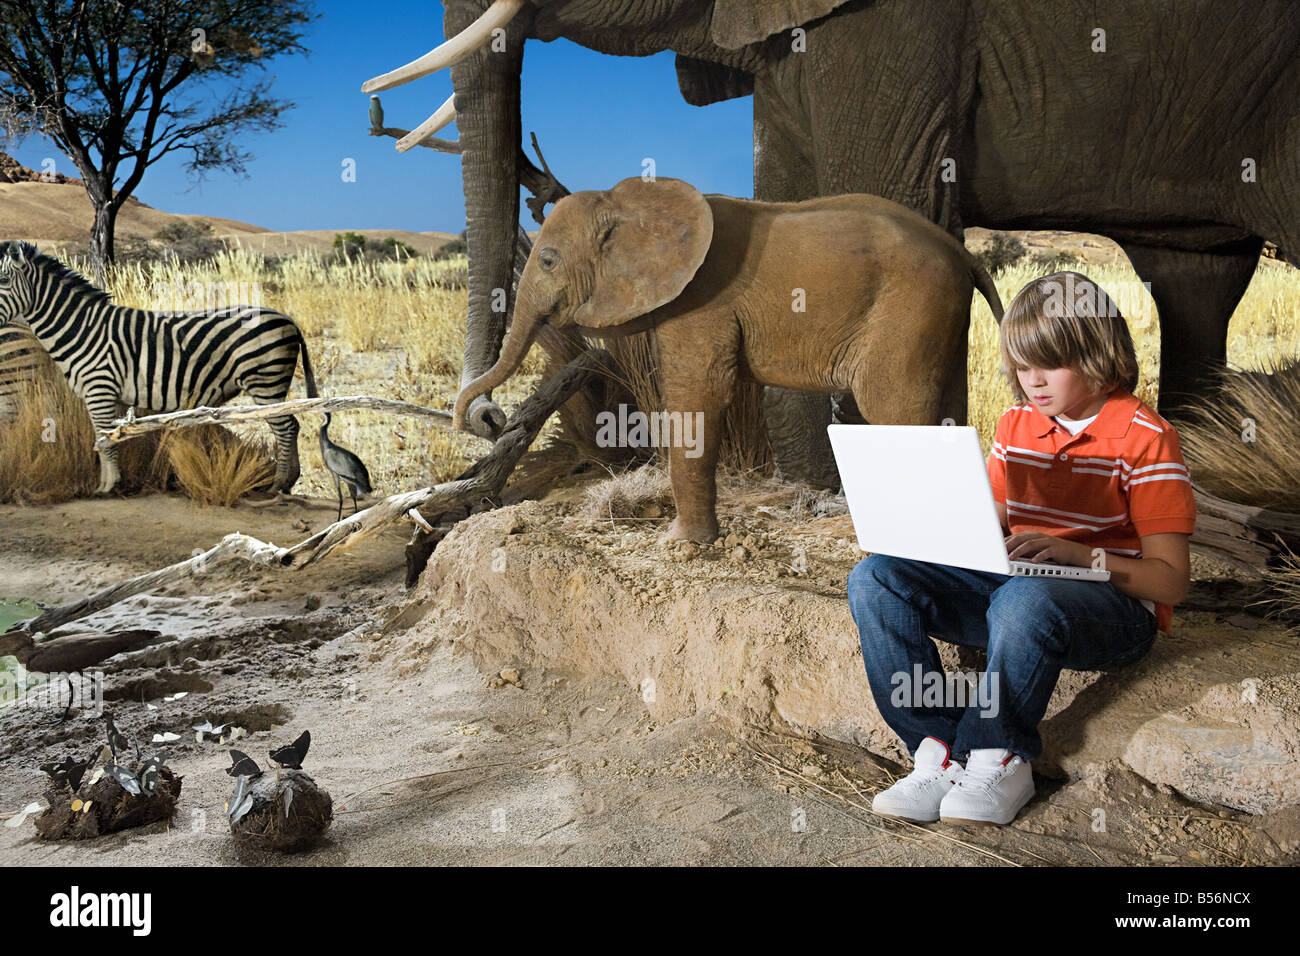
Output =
[{"x1": 846, "y1": 271, "x2": 1198, "y2": 825}]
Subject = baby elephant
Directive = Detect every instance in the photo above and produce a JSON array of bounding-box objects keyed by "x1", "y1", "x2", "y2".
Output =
[{"x1": 453, "y1": 176, "x2": 1003, "y2": 542}]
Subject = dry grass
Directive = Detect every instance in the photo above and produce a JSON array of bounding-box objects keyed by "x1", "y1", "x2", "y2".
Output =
[
  {"x1": 1177, "y1": 358, "x2": 1300, "y2": 510},
  {"x1": 155, "y1": 426, "x2": 275, "y2": 507},
  {"x1": 0, "y1": 372, "x2": 97, "y2": 503},
  {"x1": 10, "y1": 244, "x2": 1296, "y2": 514},
  {"x1": 0, "y1": 364, "x2": 274, "y2": 506},
  {"x1": 0, "y1": 371, "x2": 165, "y2": 503},
  {"x1": 579, "y1": 461, "x2": 673, "y2": 521}
]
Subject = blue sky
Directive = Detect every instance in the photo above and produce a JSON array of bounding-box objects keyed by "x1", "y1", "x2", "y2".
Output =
[{"x1": 8, "y1": 0, "x2": 754, "y2": 235}]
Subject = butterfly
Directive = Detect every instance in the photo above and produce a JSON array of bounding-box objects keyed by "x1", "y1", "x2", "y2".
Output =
[
  {"x1": 105, "y1": 763, "x2": 142, "y2": 797},
  {"x1": 227, "y1": 775, "x2": 256, "y2": 822},
  {"x1": 103, "y1": 713, "x2": 131, "y2": 758},
  {"x1": 137, "y1": 753, "x2": 167, "y2": 796},
  {"x1": 269, "y1": 730, "x2": 310, "y2": 770},
  {"x1": 40, "y1": 753, "x2": 92, "y2": 791},
  {"x1": 226, "y1": 750, "x2": 263, "y2": 778},
  {"x1": 192, "y1": 721, "x2": 228, "y2": 743}
]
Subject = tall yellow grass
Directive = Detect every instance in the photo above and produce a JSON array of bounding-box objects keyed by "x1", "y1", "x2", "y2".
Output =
[
  {"x1": 12, "y1": 244, "x2": 1294, "y2": 515},
  {"x1": 0, "y1": 366, "x2": 275, "y2": 506}
]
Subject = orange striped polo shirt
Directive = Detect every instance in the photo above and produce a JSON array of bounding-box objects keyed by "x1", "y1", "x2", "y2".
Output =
[{"x1": 987, "y1": 385, "x2": 1198, "y2": 634}]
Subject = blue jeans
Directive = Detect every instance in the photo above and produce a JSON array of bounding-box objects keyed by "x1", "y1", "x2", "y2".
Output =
[{"x1": 846, "y1": 554, "x2": 1157, "y2": 762}]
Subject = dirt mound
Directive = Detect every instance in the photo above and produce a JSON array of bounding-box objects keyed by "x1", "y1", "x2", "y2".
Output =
[{"x1": 399, "y1": 465, "x2": 1300, "y2": 818}]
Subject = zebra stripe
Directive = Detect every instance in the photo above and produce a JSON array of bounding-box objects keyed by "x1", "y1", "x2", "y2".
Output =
[
  {"x1": 0, "y1": 326, "x2": 56, "y2": 422},
  {"x1": 0, "y1": 241, "x2": 317, "y2": 493}
]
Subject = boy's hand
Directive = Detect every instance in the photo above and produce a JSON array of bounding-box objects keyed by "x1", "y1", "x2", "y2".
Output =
[{"x1": 1004, "y1": 532, "x2": 1094, "y2": 568}]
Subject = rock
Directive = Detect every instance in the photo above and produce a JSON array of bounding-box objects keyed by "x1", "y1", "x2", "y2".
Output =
[
  {"x1": 0, "y1": 151, "x2": 81, "y2": 185},
  {"x1": 728, "y1": 546, "x2": 749, "y2": 562},
  {"x1": 499, "y1": 668, "x2": 521, "y2": 686},
  {"x1": 411, "y1": 499, "x2": 1297, "y2": 799},
  {"x1": 1123, "y1": 674, "x2": 1300, "y2": 814}
]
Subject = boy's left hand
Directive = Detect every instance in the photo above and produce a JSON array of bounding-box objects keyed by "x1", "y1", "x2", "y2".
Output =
[{"x1": 1005, "y1": 532, "x2": 1094, "y2": 568}]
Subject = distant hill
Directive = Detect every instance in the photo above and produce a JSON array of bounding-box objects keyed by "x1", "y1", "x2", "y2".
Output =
[{"x1": 0, "y1": 151, "x2": 460, "y2": 257}]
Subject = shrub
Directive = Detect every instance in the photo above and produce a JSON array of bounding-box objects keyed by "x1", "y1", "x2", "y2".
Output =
[
  {"x1": 975, "y1": 233, "x2": 1028, "y2": 276},
  {"x1": 332, "y1": 231, "x2": 368, "y2": 259},
  {"x1": 433, "y1": 237, "x2": 467, "y2": 260},
  {"x1": 156, "y1": 426, "x2": 275, "y2": 507}
]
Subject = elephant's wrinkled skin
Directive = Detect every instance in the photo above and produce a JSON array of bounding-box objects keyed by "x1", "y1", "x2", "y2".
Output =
[
  {"x1": 453, "y1": 177, "x2": 1004, "y2": 542},
  {"x1": 441, "y1": 0, "x2": 1300, "y2": 485}
]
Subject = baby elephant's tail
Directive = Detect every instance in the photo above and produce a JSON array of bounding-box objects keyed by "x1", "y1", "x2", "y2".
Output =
[{"x1": 966, "y1": 254, "x2": 1004, "y2": 323}]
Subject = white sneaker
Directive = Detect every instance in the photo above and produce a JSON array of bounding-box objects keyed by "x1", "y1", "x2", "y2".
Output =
[
  {"x1": 872, "y1": 736, "x2": 965, "y2": 823},
  {"x1": 939, "y1": 747, "x2": 1035, "y2": 825}
]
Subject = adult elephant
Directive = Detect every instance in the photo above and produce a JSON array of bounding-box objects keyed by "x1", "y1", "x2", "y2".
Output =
[{"x1": 369, "y1": 0, "x2": 1300, "y2": 487}]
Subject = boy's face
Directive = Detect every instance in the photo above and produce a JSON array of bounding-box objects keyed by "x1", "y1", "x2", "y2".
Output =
[{"x1": 1016, "y1": 366, "x2": 1109, "y2": 420}]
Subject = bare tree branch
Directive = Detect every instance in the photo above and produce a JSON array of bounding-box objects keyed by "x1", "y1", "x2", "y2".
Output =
[
  {"x1": 94, "y1": 394, "x2": 485, "y2": 451},
  {"x1": 16, "y1": 349, "x2": 612, "y2": 635}
]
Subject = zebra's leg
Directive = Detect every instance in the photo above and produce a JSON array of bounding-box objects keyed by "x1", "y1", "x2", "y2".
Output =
[
  {"x1": 84, "y1": 390, "x2": 123, "y2": 494},
  {"x1": 265, "y1": 414, "x2": 301, "y2": 492}
]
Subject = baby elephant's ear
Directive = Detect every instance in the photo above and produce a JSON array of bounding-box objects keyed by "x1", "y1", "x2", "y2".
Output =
[{"x1": 574, "y1": 177, "x2": 713, "y2": 329}]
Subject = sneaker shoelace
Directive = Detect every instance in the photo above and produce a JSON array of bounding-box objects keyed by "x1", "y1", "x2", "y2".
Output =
[{"x1": 955, "y1": 759, "x2": 1012, "y2": 793}]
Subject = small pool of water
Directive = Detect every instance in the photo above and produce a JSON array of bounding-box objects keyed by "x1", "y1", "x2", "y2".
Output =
[
  {"x1": 0, "y1": 598, "x2": 37, "y2": 706},
  {"x1": 0, "y1": 597, "x2": 38, "y2": 632}
]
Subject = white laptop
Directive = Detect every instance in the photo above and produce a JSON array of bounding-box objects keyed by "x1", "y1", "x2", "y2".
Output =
[{"x1": 827, "y1": 424, "x2": 1110, "y2": 581}]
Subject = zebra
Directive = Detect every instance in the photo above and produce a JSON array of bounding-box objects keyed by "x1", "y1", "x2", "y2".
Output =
[
  {"x1": 0, "y1": 240, "x2": 317, "y2": 493},
  {"x1": 0, "y1": 325, "x2": 54, "y2": 422}
]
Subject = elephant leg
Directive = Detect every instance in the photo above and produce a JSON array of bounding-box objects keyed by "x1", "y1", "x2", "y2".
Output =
[
  {"x1": 801, "y1": 0, "x2": 977, "y2": 237},
  {"x1": 832, "y1": 391, "x2": 868, "y2": 425},
  {"x1": 753, "y1": 74, "x2": 840, "y2": 489},
  {"x1": 1118, "y1": 237, "x2": 1264, "y2": 422},
  {"x1": 850, "y1": 293, "x2": 967, "y2": 428},
  {"x1": 751, "y1": 2, "x2": 976, "y2": 489},
  {"x1": 655, "y1": 318, "x2": 739, "y2": 543}
]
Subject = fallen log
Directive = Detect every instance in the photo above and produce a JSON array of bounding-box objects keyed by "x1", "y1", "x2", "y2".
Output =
[
  {"x1": 95, "y1": 395, "x2": 472, "y2": 451},
  {"x1": 14, "y1": 350, "x2": 614, "y2": 635},
  {"x1": 1189, "y1": 482, "x2": 1300, "y2": 575}
]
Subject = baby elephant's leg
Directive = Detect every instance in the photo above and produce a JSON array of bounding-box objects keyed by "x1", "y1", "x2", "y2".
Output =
[{"x1": 655, "y1": 317, "x2": 740, "y2": 542}]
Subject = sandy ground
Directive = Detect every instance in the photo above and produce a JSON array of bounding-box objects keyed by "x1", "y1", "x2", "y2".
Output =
[{"x1": 0, "y1": 491, "x2": 1296, "y2": 865}]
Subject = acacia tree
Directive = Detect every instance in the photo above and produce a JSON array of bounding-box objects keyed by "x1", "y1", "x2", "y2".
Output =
[{"x1": 0, "y1": 0, "x2": 316, "y2": 280}]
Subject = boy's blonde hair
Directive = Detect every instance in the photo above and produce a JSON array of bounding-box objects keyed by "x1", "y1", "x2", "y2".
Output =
[{"x1": 999, "y1": 270, "x2": 1140, "y2": 403}]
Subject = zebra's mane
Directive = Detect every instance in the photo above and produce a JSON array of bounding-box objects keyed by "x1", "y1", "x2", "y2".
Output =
[{"x1": 16, "y1": 242, "x2": 115, "y2": 307}]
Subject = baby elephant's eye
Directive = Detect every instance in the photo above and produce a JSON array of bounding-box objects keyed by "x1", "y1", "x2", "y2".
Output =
[{"x1": 538, "y1": 247, "x2": 559, "y2": 272}]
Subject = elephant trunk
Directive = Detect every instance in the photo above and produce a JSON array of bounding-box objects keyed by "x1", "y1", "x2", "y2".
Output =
[
  {"x1": 447, "y1": 0, "x2": 533, "y2": 438},
  {"x1": 453, "y1": 297, "x2": 544, "y2": 431}
]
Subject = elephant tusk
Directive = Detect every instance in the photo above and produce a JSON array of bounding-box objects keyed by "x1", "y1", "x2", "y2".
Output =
[
  {"x1": 360, "y1": 0, "x2": 525, "y2": 93},
  {"x1": 396, "y1": 94, "x2": 457, "y2": 152}
]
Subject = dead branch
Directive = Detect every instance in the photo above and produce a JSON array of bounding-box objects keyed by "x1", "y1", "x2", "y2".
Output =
[
  {"x1": 16, "y1": 350, "x2": 614, "y2": 636},
  {"x1": 95, "y1": 395, "x2": 470, "y2": 451},
  {"x1": 1189, "y1": 482, "x2": 1300, "y2": 575},
  {"x1": 369, "y1": 125, "x2": 461, "y2": 154}
]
